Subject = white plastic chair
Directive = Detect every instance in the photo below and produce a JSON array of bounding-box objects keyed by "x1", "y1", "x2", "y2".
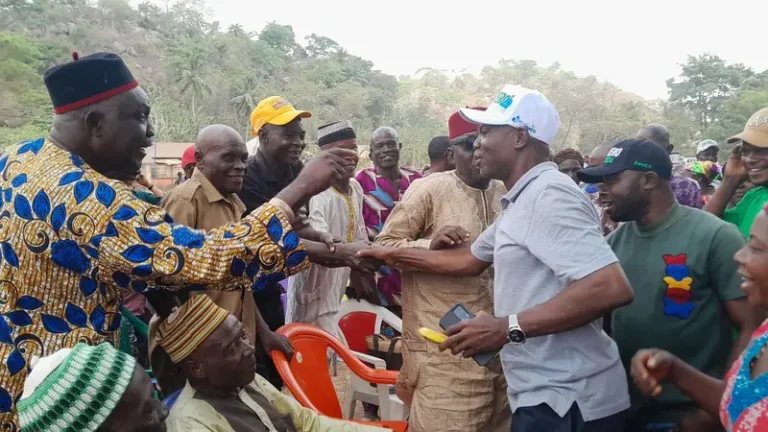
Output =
[{"x1": 335, "y1": 299, "x2": 408, "y2": 421}]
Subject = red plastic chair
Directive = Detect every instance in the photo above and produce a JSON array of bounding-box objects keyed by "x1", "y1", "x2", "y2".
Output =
[
  {"x1": 336, "y1": 300, "x2": 407, "y2": 420},
  {"x1": 272, "y1": 323, "x2": 407, "y2": 432}
]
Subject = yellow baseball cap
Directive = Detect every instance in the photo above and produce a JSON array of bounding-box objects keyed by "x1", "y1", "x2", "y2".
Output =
[
  {"x1": 249, "y1": 96, "x2": 311, "y2": 136},
  {"x1": 727, "y1": 107, "x2": 768, "y2": 148}
]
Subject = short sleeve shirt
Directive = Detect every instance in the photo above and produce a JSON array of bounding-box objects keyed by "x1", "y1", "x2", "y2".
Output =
[
  {"x1": 470, "y1": 162, "x2": 630, "y2": 421},
  {"x1": 608, "y1": 204, "x2": 746, "y2": 423},
  {"x1": 724, "y1": 186, "x2": 768, "y2": 238},
  {"x1": 238, "y1": 150, "x2": 301, "y2": 214}
]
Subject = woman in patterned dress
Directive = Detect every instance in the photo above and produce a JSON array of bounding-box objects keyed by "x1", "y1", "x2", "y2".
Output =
[{"x1": 630, "y1": 203, "x2": 768, "y2": 431}]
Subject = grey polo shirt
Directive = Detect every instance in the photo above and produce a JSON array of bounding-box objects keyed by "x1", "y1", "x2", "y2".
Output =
[{"x1": 471, "y1": 162, "x2": 630, "y2": 421}]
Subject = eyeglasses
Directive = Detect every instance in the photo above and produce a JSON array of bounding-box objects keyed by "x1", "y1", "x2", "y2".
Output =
[{"x1": 451, "y1": 136, "x2": 477, "y2": 152}]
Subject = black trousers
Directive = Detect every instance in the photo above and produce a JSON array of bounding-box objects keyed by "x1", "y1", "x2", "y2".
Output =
[
  {"x1": 254, "y1": 290, "x2": 285, "y2": 389},
  {"x1": 512, "y1": 403, "x2": 626, "y2": 432}
]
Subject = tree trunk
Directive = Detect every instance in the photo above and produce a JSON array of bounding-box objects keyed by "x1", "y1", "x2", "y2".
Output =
[{"x1": 561, "y1": 112, "x2": 577, "y2": 146}]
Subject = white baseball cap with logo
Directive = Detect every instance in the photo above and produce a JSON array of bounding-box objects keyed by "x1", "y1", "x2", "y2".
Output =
[{"x1": 459, "y1": 85, "x2": 561, "y2": 145}]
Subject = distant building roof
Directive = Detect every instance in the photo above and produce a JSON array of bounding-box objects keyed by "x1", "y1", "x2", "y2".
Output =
[{"x1": 142, "y1": 142, "x2": 193, "y2": 165}]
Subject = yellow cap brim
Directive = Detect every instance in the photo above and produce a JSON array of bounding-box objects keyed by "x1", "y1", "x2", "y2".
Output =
[
  {"x1": 250, "y1": 110, "x2": 311, "y2": 137},
  {"x1": 727, "y1": 128, "x2": 768, "y2": 148}
]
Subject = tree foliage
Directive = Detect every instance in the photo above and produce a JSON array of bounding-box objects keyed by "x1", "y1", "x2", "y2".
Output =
[{"x1": 1, "y1": 0, "x2": 766, "y2": 164}]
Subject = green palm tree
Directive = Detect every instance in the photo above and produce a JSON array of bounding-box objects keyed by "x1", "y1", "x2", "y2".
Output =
[
  {"x1": 177, "y1": 52, "x2": 212, "y2": 129},
  {"x1": 228, "y1": 23, "x2": 244, "y2": 37}
]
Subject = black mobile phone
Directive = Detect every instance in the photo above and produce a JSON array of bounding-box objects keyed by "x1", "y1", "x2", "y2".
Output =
[{"x1": 439, "y1": 303, "x2": 499, "y2": 367}]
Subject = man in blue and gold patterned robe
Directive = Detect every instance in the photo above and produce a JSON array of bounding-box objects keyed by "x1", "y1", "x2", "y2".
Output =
[{"x1": 0, "y1": 52, "x2": 357, "y2": 430}]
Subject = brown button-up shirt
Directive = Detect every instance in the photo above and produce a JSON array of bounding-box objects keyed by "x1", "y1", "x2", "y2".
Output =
[{"x1": 160, "y1": 169, "x2": 257, "y2": 344}]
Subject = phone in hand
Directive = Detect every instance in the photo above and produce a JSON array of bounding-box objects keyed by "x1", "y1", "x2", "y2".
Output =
[{"x1": 439, "y1": 303, "x2": 499, "y2": 367}]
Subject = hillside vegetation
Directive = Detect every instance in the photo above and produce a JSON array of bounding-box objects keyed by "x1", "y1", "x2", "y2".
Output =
[{"x1": 2, "y1": 0, "x2": 768, "y2": 164}]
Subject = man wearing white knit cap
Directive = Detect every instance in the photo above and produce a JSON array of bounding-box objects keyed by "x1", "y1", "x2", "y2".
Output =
[{"x1": 359, "y1": 85, "x2": 634, "y2": 431}]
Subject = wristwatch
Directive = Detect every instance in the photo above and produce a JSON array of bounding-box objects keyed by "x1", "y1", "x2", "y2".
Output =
[{"x1": 508, "y1": 314, "x2": 526, "y2": 345}]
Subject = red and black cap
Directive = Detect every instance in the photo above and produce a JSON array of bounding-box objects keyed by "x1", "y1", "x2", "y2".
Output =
[
  {"x1": 577, "y1": 139, "x2": 672, "y2": 184},
  {"x1": 44, "y1": 52, "x2": 138, "y2": 114}
]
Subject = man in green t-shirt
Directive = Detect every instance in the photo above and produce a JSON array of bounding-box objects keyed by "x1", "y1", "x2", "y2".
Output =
[
  {"x1": 579, "y1": 139, "x2": 762, "y2": 432},
  {"x1": 705, "y1": 107, "x2": 768, "y2": 238}
]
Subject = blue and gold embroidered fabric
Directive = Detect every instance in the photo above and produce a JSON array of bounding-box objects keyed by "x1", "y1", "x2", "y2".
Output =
[{"x1": 0, "y1": 138, "x2": 309, "y2": 430}]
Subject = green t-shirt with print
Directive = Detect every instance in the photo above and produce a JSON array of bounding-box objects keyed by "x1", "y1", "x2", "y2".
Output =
[
  {"x1": 724, "y1": 185, "x2": 768, "y2": 238},
  {"x1": 607, "y1": 203, "x2": 746, "y2": 424}
]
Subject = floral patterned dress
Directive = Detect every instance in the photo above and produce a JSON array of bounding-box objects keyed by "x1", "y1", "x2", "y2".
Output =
[{"x1": 720, "y1": 319, "x2": 768, "y2": 431}]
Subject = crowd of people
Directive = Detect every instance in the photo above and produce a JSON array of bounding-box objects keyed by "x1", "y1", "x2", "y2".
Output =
[{"x1": 1, "y1": 50, "x2": 768, "y2": 432}]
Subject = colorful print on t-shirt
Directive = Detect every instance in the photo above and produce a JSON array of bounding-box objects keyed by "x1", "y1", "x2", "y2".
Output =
[{"x1": 661, "y1": 253, "x2": 695, "y2": 319}]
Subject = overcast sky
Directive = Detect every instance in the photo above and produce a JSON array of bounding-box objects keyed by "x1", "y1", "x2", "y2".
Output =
[{"x1": 205, "y1": 0, "x2": 768, "y2": 100}]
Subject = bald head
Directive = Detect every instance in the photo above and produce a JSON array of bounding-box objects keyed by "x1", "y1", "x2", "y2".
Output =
[
  {"x1": 196, "y1": 124, "x2": 243, "y2": 154},
  {"x1": 637, "y1": 124, "x2": 671, "y2": 153},
  {"x1": 194, "y1": 124, "x2": 247, "y2": 195}
]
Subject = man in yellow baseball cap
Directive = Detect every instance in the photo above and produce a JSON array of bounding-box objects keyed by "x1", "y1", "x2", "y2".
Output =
[
  {"x1": 240, "y1": 96, "x2": 313, "y2": 390},
  {"x1": 705, "y1": 107, "x2": 768, "y2": 237},
  {"x1": 249, "y1": 96, "x2": 311, "y2": 137}
]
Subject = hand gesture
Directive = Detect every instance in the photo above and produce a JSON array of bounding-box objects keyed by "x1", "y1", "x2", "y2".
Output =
[
  {"x1": 319, "y1": 231, "x2": 340, "y2": 252},
  {"x1": 723, "y1": 144, "x2": 748, "y2": 184},
  {"x1": 630, "y1": 348, "x2": 676, "y2": 397},
  {"x1": 263, "y1": 330, "x2": 294, "y2": 361},
  {"x1": 290, "y1": 206, "x2": 309, "y2": 231},
  {"x1": 335, "y1": 241, "x2": 384, "y2": 273},
  {"x1": 137, "y1": 173, "x2": 152, "y2": 189},
  {"x1": 438, "y1": 311, "x2": 508, "y2": 357},
  {"x1": 279, "y1": 148, "x2": 359, "y2": 209},
  {"x1": 430, "y1": 226, "x2": 471, "y2": 250},
  {"x1": 349, "y1": 270, "x2": 381, "y2": 305}
]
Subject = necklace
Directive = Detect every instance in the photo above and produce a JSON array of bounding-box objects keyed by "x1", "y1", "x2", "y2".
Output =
[{"x1": 332, "y1": 186, "x2": 356, "y2": 243}]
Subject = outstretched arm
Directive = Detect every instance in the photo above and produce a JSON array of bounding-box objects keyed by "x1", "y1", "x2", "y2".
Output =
[
  {"x1": 358, "y1": 246, "x2": 489, "y2": 277},
  {"x1": 98, "y1": 148, "x2": 358, "y2": 292}
]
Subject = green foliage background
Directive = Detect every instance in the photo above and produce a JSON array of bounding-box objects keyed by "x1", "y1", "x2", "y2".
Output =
[{"x1": 2, "y1": 0, "x2": 767, "y2": 165}]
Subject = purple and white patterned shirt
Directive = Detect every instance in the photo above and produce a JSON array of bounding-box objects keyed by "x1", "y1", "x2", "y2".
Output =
[
  {"x1": 670, "y1": 174, "x2": 704, "y2": 209},
  {"x1": 355, "y1": 166, "x2": 422, "y2": 306}
]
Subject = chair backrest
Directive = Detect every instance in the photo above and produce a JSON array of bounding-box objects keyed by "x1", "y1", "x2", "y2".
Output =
[
  {"x1": 273, "y1": 323, "x2": 398, "y2": 419},
  {"x1": 336, "y1": 300, "x2": 403, "y2": 352}
]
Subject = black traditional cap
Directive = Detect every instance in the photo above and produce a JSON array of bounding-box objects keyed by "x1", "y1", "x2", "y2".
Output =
[
  {"x1": 44, "y1": 52, "x2": 138, "y2": 114},
  {"x1": 317, "y1": 121, "x2": 356, "y2": 146},
  {"x1": 577, "y1": 139, "x2": 672, "y2": 184}
]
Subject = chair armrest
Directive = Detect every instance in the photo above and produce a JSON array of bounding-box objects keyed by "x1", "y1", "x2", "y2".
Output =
[
  {"x1": 340, "y1": 351, "x2": 398, "y2": 385},
  {"x1": 350, "y1": 351, "x2": 386, "y2": 370}
]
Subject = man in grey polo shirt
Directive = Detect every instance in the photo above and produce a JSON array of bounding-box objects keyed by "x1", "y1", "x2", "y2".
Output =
[{"x1": 360, "y1": 85, "x2": 634, "y2": 431}]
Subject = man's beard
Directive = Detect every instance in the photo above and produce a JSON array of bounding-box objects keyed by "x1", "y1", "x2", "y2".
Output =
[{"x1": 608, "y1": 196, "x2": 650, "y2": 223}]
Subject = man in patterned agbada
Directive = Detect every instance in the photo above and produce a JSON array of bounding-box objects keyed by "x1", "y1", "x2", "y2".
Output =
[{"x1": 0, "y1": 52, "x2": 355, "y2": 429}]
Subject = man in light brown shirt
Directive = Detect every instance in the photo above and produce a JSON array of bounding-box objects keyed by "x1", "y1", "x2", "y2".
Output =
[
  {"x1": 152, "y1": 125, "x2": 294, "y2": 395},
  {"x1": 375, "y1": 109, "x2": 510, "y2": 432}
]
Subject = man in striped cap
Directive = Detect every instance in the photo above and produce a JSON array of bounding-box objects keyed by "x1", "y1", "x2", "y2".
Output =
[
  {"x1": 17, "y1": 343, "x2": 167, "y2": 432},
  {"x1": 160, "y1": 295, "x2": 388, "y2": 432}
]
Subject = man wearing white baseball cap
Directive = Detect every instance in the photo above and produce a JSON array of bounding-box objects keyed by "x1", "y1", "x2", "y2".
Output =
[
  {"x1": 359, "y1": 85, "x2": 633, "y2": 431},
  {"x1": 696, "y1": 139, "x2": 720, "y2": 163}
]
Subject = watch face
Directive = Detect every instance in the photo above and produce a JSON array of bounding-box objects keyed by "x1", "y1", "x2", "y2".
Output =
[{"x1": 509, "y1": 329, "x2": 525, "y2": 344}]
